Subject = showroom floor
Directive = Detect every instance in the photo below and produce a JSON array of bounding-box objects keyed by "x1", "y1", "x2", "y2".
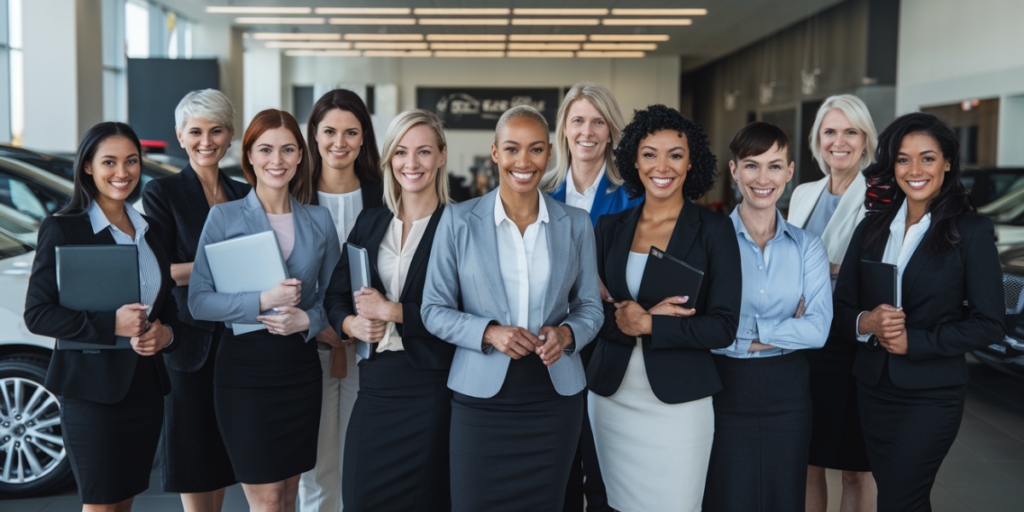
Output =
[{"x1": 4, "y1": 355, "x2": 1024, "y2": 512}]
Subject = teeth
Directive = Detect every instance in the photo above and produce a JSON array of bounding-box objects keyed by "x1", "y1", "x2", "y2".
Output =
[
  {"x1": 110, "y1": 181, "x2": 130, "y2": 187},
  {"x1": 330, "y1": 151, "x2": 349, "y2": 157},
  {"x1": 578, "y1": 142, "x2": 597, "y2": 147},
  {"x1": 752, "y1": 188, "x2": 773, "y2": 196},
  {"x1": 197, "y1": 149, "x2": 216, "y2": 155},
  {"x1": 908, "y1": 180, "x2": 927, "y2": 187},
  {"x1": 831, "y1": 151, "x2": 850, "y2": 156},
  {"x1": 403, "y1": 172, "x2": 424, "y2": 180},
  {"x1": 511, "y1": 171, "x2": 534, "y2": 181},
  {"x1": 266, "y1": 169, "x2": 286, "y2": 177},
  {"x1": 651, "y1": 177, "x2": 673, "y2": 185}
]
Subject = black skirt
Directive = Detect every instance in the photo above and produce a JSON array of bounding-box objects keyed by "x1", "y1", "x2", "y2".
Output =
[
  {"x1": 213, "y1": 328, "x2": 322, "y2": 484},
  {"x1": 805, "y1": 334, "x2": 871, "y2": 471},
  {"x1": 450, "y1": 354, "x2": 584, "y2": 512},
  {"x1": 703, "y1": 352, "x2": 813, "y2": 512},
  {"x1": 161, "y1": 324, "x2": 237, "y2": 493},
  {"x1": 342, "y1": 351, "x2": 452, "y2": 512},
  {"x1": 62, "y1": 356, "x2": 163, "y2": 504}
]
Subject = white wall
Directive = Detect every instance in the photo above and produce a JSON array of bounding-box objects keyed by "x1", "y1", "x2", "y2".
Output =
[{"x1": 243, "y1": 48, "x2": 283, "y2": 127}]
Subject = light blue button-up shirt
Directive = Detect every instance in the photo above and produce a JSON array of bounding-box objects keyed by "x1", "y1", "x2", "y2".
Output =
[{"x1": 713, "y1": 206, "x2": 832, "y2": 358}]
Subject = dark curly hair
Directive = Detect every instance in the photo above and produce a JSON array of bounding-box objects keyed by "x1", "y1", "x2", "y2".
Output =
[{"x1": 614, "y1": 104, "x2": 718, "y2": 200}]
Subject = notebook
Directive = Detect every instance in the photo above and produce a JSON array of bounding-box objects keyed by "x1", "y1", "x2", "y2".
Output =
[
  {"x1": 859, "y1": 259, "x2": 899, "y2": 310},
  {"x1": 345, "y1": 243, "x2": 377, "y2": 359},
  {"x1": 55, "y1": 245, "x2": 139, "y2": 350},
  {"x1": 636, "y1": 246, "x2": 705, "y2": 310},
  {"x1": 205, "y1": 231, "x2": 289, "y2": 335}
]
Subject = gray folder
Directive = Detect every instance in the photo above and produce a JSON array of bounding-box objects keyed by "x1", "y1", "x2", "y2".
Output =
[
  {"x1": 204, "y1": 230, "x2": 289, "y2": 335},
  {"x1": 56, "y1": 245, "x2": 139, "y2": 350}
]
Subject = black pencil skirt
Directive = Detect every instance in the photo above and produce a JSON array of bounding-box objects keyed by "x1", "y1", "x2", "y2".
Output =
[
  {"x1": 450, "y1": 355, "x2": 584, "y2": 512},
  {"x1": 161, "y1": 324, "x2": 236, "y2": 493},
  {"x1": 213, "y1": 328, "x2": 322, "y2": 484},
  {"x1": 703, "y1": 352, "x2": 813, "y2": 512},
  {"x1": 342, "y1": 351, "x2": 452, "y2": 512},
  {"x1": 805, "y1": 335, "x2": 871, "y2": 471},
  {"x1": 61, "y1": 356, "x2": 163, "y2": 504}
]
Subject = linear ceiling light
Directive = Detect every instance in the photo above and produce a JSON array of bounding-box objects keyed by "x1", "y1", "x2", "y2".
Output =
[
  {"x1": 329, "y1": 18, "x2": 417, "y2": 25},
  {"x1": 602, "y1": 19, "x2": 692, "y2": 26},
  {"x1": 433, "y1": 50, "x2": 506, "y2": 57},
  {"x1": 430, "y1": 43, "x2": 507, "y2": 50},
  {"x1": 251, "y1": 33, "x2": 342, "y2": 40},
  {"x1": 426, "y1": 34, "x2": 507, "y2": 41},
  {"x1": 512, "y1": 9, "x2": 608, "y2": 15},
  {"x1": 235, "y1": 17, "x2": 325, "y2": 25},
  {"x1": 418, "y1": 18, "x2": 510, "y2": 26},
  {"x1": 363, "y1": 50, "x2": 432, "y2": 57},
  {"x1": 285, "y1": 50, "x2": 361, "y2": 57},
  {"x1": 610, "y1": 9, "x2": 708, "y2": 16},
  {"x1": 511, "y1": 19, "x2": 599, "y2": 26},
  {"x1": 208, "y1": 7, "x2": 312, "y2": 14},
  {"x1": 589, "y1": 34, "x2": 670, "y2": 42},
  {"x1": 354, "y1": 42, "x2": 429, "y2": 50},
  {"x1": 576, "y1": 51, "x2": 646, "y2": 58},
  {"x1": 314, "y1": 8, "x2": 411, "y2": 15},
  {"x1": 507, "y1": 43, "x2": 581, "y2": 50},
  {"x1": 344, "y1": 33, "x2": 425, "y2": 41},
  {"x1": 265, "y1": 41, "x2": 354, "y2": 49},
  {"x1": 414, "y1": 8, "x2": 511, "y2": 15},
  {"x1": 509, "y1": 34, "x2": 587, "y2": 42},
  {"x1": 583, "y1": 43, "x2": 657, "y2": 50},
  {"x1": 507, "y1": 51, "x2": 575, "y2": 58}
]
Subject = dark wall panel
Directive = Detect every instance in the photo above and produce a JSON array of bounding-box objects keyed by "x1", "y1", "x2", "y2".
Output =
[{"x1": 127, "y1": 58, "x2": 219, "y2": 159}]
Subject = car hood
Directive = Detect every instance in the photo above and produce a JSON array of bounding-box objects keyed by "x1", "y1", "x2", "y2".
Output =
[{"x1": 0, "y1": 250, "x2": 53, "y2": 347}]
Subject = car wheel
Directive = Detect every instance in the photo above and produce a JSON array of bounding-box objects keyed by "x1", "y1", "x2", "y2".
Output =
[{"x1": 0, "y1": 353, "x2": 73, "y2": 497}]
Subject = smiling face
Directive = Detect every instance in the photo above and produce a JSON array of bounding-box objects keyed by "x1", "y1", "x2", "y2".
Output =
[
  {"x1": 176, "y1": 117, "x2": 232, "y2": 170},
  {"x1": 819, "y1": 108, "x2": 867, "y2": 175},
  {"x1": 84, "y1": 136, "x2": 142, "y2": 204},
  {"x1": 895, "y1": 131, "x2": 950, "y2": 209},
  {"x1": 565, "y1": 99, "x2": 611, "y2": 167},
  {"x1": 729, "y1": 142, "x2": 793, "y2": 212},
  {"x1": 392, "y1": 123, "x2": 446, "y2": 197},
  {"x1": 316, "y1": 108, "x2": 363, "y2": 173},
  {"x1": 248, "y1": 127, "x2": 303, "y2": 191},
  {"x1": 637, "y1": 129, "x2": 691, "y2": 201},
  {"x1": 492, "y1": 116, "x2": 551, "y2": 195}
]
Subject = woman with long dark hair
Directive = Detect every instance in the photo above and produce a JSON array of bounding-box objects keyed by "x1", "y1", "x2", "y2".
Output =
[
  {"x1": 833, "y1": 112, "x2": 1004, "y2": 511},
  {"x1": 24, "y1": 122, "x2": 180, "y2": 510}
]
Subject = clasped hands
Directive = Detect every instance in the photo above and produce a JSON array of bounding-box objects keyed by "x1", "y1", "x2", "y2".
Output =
[
  {"x1": 859, "y1": 304, "x2": 908, "y2": 354},
  {"x1": 257, "y1": 278, "x2": 310, "y2": 336},
  {"x1": 341, "y1": 287, "x2": 402, "y2": 344},
  {"x1": 483, "y1": 324, "x2": 574, "y2": 366},
  {"x1": 115, "y1": 304, "x2": 172, "y2": 356}
]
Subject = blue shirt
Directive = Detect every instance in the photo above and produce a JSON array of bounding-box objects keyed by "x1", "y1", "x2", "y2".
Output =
[
  {"x1": 550, "y1": 170, "x2": 643, "y2": 227},
  {"x1": 713, "y1": 206, "x2": 832, "y2": 358}
]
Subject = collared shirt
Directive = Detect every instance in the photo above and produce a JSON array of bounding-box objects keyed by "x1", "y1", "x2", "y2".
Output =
[
  {"x1": 856, "y1": 199, "x2": 932, "y2": 341},
  {"x1": 495, "y1": 190, "x2": 550, "y2": 332},
  {"x1": 318, "y1": 189, "x2": 363, "y2": 250},
  {"x1": 564, "y1": 164, "x2": 605, "y2": 214},
  {"x1": 376, "y1": 215, "x2": 431, "y2": 352},
  {"x1": 714, "y1": 205, "x2": 832, "y2": 358}
]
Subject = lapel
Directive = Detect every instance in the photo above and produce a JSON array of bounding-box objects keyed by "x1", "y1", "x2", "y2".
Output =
[
  {"x1": 610, "y1": 205, "x2": 643, "y2": 301},
  {"x1": 360, "y1": 178, "x2": 384, "y2": 209},
  {"x1": 399, "y1": 205, "x2": 444, "y2": 302},
  {"x1": 241, "y1": 188, "x2": 274, "y2": 236},
  {"x1": 180, "y1": 165, "x2": 212, "y2": 232},
  {"x1": 551, "y1": 179, "x2": 567, "y2": 202},
  {"x1": 222, "y1": 171, "x2": 251, "y2": 201},
  {"x1": 589, "y1": 173, "x2": 617, "y2": 226},
  {"x1": 287, "y1": 194, "x2": 310, "y2": 273},
  {"x1": 788, "y1": 175, "x2": 828, "y2": 228},
  {"x1": 364, "y1": 209, "x2": 392, "y2": 294},
  {"x1": 541, "y1": 195, "x2": 569, "y2": 316},
  {"x1": 665, "y1": 200, "x2": 702, "y2": 263},
  {"x1": 824, "y1": 172, "x2": 867, "y2": 235},
  {"x1": 469, "y1": 191, "x2": 510, "y2": 314}
]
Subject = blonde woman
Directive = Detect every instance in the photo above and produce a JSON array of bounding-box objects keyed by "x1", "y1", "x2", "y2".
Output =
[
  {"x1": 787, "y1": 95, "x2": 879, "y2": 512},
  {"x1": 324, "y1": 109, "x2": 455, "y2": 511}
]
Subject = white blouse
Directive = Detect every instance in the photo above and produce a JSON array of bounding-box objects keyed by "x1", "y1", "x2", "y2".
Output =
[
  {"x1": 375, "y1": 215, "x2": 432, "y2": 352},
  {"x1": 564, "y1": 163, "x2": 606, "y2": 213},
  {"x1": 495, "y1": 190, "x2": 551, "y2": 332},
  {"x1": 318, "y1": 189, "x2": 363, "y2": 249}
]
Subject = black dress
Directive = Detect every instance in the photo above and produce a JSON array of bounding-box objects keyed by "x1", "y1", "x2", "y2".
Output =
[
  {"x1": 143, "y1": 165, "x2": 250, "y2": 493},
  {"x1": 805, "y1": 333, "x2": 871, "y2": 471}
]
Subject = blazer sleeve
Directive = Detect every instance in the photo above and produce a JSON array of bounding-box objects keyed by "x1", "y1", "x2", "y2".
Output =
[
  {"x1": 649, "y1": 218, "x2": 742, "y2": 350},
  {"x1": 188, "y1": 206, "x2": 263, "y2": 323},
  {"x1": 23, "y1": 217, "x2": 118, "y2": 344},
  {"x1": 420, "y1": 208, "x2": 499, "y2": 354},
  {"x1": 558, "y1": 212, "x2": 604, "y2": 354},
  {"x1": 906, "y1": 216, "x2": 1006, "y2": 361},
  {"x1": 594, "y1": 216, "x2": 636, "y2": 346},
  {"x1": 832, "y1": 222, "x2": 868, "y2": 344},
  {"x1": 324, "y1": 215, "x2": 362, "y2": 337},
  {"x1": 146, "y1": 220, "x2": 182, "y2": 353},
  {"x1": 141, "y1": 179, "x2": 176, "y2": 262},
  {"x1": 303, "y1": 208, "x2": 342, "y2": 341}
]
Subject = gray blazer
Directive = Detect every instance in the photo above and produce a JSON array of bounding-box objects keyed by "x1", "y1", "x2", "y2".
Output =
[
  {"x1": 189, "y1": 189, "x2": 341, "y2": 340},
  {"x1": 421, "y1": 189, "x2": 604, "y2": 399}
]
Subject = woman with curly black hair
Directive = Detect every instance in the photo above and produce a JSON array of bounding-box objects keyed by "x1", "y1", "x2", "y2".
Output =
[
  {"x1": 833, "y1": 112, "x2": 1004, "y2": 511},
  {"x1": 586, "y1": 104, "x2": 742, "y2": 511}
]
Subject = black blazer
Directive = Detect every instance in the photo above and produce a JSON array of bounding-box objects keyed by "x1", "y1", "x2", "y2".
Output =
[
  {"x1": 587, "y1": 200, "x2": 742, "y2": 404},
  {"x1": 834, "y1": 214, "x2": 1005, "y2": 390},
  {"x1": 324, "y1": 205, "x2": 455, "y2": 370},
  {"x1": 24, "y1": 212, "x2": 180, "y2": 404},
  {"x1": 142, "y1": 165, "x2": 251, "y2": 372}
]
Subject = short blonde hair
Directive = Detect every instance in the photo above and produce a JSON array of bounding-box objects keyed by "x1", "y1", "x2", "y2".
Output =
[
  {"x1": 175, "y1": 89, "x2": 235, "y2": 134},
  {"x1": 380, "y1": 109, "x2": 451, "y2": 215},
  {"x1": 541, "y1": 82, "x2": 625, "y2": 193},
  {"x1": 808, "y1": 94, "x2": 878, "y2": 176}
]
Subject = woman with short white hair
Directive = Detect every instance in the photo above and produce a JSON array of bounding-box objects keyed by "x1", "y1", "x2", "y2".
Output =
[
  {"x1": 143, "y1": 88, "x2": 251, "y2": 512},
  {"x1": 786, "y1": 94, "x2": 879, "y2": 512}
]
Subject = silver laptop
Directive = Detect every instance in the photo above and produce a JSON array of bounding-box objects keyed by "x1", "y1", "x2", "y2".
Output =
[{"x1": 204, "y1": 231, "x2": 289, "y2": 335}]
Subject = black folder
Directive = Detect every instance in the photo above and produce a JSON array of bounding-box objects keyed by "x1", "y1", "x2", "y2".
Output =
[
  {"x1": 636, "y1": 246, "x2": 705, "y2": 310},
  {"x1": 859, "y1": 259, "x2": 898, "y2": 310},
  {"x1": 55, "y1": 245, "x2": 140, "y2": 350}
]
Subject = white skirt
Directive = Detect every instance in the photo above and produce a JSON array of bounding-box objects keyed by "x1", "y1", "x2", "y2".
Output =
[{"x1": 588, "y1": 339, "x2": 714, "y2": 512}]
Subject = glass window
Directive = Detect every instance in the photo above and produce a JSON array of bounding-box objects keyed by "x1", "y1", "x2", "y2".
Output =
[
  {"x1": 0, "y1": 170, "x2": 66, "y2": 221},
  {"x1": 125, "y1": 1, "x2": 149, "y2": 58},
  {"x1": 0, "y1": 229, "x2": 32, "y2": 258},
  {"x1": 9, "y1": 0, "x2": 23, "y2": 144}
]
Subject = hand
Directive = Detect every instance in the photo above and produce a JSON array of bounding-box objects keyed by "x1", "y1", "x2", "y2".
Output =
[
  {"x1": 599, "y1": 278, "x2": 615, "y2": 303},
  {"x1": 259, "y1": 278, "x2": 302, "y2": 311},
  {"x1": 878, "y1": 330, "x2": 909, "y2": 355},
  {"x1": 257, "y1": 306, "x2": 310, "y2": 336},
  {"x1": 342, "y1": 314, "x2": 386, "y2": 344},
  {"x1": 354, "y1": 287, "x2": 401, "y2": 323},
  {"x1": 537, "y1": 325, "x2": 573, "y2": 366},
  {"x1": 115, "y1": 303, "x2": 150, "y2": 337},
  {"x1": 131, "y1": 318, "x2": 172, "y2": 356},
  {"x1": 315, "y1": 326, "x2": 348, "y2": 348},
  {"x1": 614, "y1": 301, "x2": 652, "y2": 337},
  {"x1": 748, "y1": 340, "x2": 777, "y2": 352},
  {"x1": 858, "y1": 304, "x2": 905, "y2": 339},
  {"x1": 648, "y1": 296, "x2": 695, "y2": 318},
  {"x1": 483, "y1": 325, "x2": 542, "y2": 359},
  {"x1": 793, "y1": 296, "x2": 806, "y2": 319}
]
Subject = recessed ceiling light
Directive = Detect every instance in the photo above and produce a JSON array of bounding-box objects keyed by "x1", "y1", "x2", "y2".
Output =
[
  {"x1": 208, "y1": 7, "x2": 312, "y2": 14},
  {"x1": 329, "y1": 18, "x2": 417, "y2": 25},
  {"x1": 344, "y1": 33, "x2": 424, "y2": 41},
  {"x1": 429, "y1": 43, "x2": 507, "y2": 50},
  {"x1": 265, "y1": 41, "x2": 354, "y2": 49},
  {"x1": 602, "y1": 19, "x2": 692, "y2": 26},
  {"x1": 353, "y1": 42, "x2": 430, "y2": 50},
  {"x1": 433, "y1": 50, "x2": 506, "y2": 57},
  {"x1": 314, "y1": 8, "x2": 411, "y2": 15},
  {"x1": 414, "y1": 8, "x2": 511, "y2": 15},
  {"x1": 576, "y1": 51, "x2": 646, "y2": 58},
  {"x1": 589, "y1": 34, "x2": 670, "y2": 42},
  {"x1": 418, "y1": 19, "x2": 510, "y2": 26},
  {"x1": 511, "y1": 19, "x2": 599, "y2": 26},
  {"x1": 509, "y1": 34, "x2": 587, "y2": 42},
  {"x1": 512, "y1": 9, "x2": 609, "y2": 15},
  {"x1": 582, "y1": 43, "x2": 657, "y2": 51},
  {"x1": 363, "y1": 50, "x2": 432, "y2": 57},
  {"x1": 251, "y1": 33, "x2": 342, "y2": 40},
  {"x1": 507, "y1": 51, "x2": 575, "y2": 58},
  {"x1": 426, "y1": 34, "x2": 507, "y2": 41},
  {"x1": 285, "y1": 50, "x2": 362, "y2": 57},
  {"x1": 610, "y1": 9, "x2": 708, "y2": 16},
  {"x1": 234, "y1": 18, "x2": 325, "y2": 25},
  {"x1": 507, "y1": 43, "x2": 581, "y2": 51}
]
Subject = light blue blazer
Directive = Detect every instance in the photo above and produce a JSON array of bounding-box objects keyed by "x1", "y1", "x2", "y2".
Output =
[
  {"x1": 189, "y1": 189, "x2": 341, "y2": 341},
  {"x1": 421, "y1": 189, "x2": 604, "y2": 399},
  {"x1": 550, "y1": 171, "x2": 644, "y2": 227}
]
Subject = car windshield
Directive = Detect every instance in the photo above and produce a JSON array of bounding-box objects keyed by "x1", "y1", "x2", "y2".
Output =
[
  {"x1": 981, "y1": 183, "x2": 1024, "y2": 224},
  {"x1": 0, "y1": 228, "x2": 33, "y2": 259}
]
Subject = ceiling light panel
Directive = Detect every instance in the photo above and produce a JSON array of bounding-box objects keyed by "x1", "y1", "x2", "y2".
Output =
[
  {"x1": 418, "y1": 18, "x2": 510, "y2": 25},
  {"x1": 344, "y1": 34, "x2": 424, "y2": 41},
  {"x1": 429, "y1": 43, "x2": 507, "y2": 50},
  {"x1": 589, "y1": 34, "x2": 670, "y2": 42},
  {"x1": 433, "y1": 51, "x2": 505, "y2": 57},
  {"x1": 582, "y1": 43, "x2": 657, "y2": 50},
  {"x1": 285, "y1": 50, "x2": 361, "y2": 57},
  {"x1": 235, "y1": 18, "x2": 325, "y2": 25},
  {"x1": 315, "y1": 8, "x2": 411, "y2": 15},
  {"x1": 329, "y1": 18, "x2": 417, "y2": 25},
  {"x1": 265, "y1": 41, "x2": 354, "y2": 49},
  {"x1": 508, "y1": 34, "x2": 587, "y2": 42},
  {"x1": 507, "y1": 43, "x2": 581, "y2": 50},
  {"x1": 252, "y1": 33, "x2": 342, "y2": 40},
  {"x1": 507, "y1": 51, "x2": 575, "y2": 58},
  {"x1": 610, "y1": 9, "x2": 708, "y2": 16},
  {"x1": 602, "y1": 19, "x2": 692, "y2": 26},
  {"x1": 363, "y1": 50, "x2": 432, "y2": 57},
  {"x1": 426, "y1": 34, "x2": 507, "y2": 41},
  {"x1": 414, "y1": 8, "x2": 511, "y2": 15},
  {"x1": 353, "y1": 42, "x2": 430, "y2": 50},
  {"x1": 512, "y1": 9, "x2": 609, "y2": 15},
  {"x1": 208, "y1": 7, "x2": 311, "y2": 14},
  {"x1": 576, "y1": 51, "x2": 646, "y2": 58},
  {"x1": 511, "y1": 19, "x2": 599, "y2": 26}
]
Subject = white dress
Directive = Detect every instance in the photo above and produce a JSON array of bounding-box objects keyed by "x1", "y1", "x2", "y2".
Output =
[{"x1": 588, "y1": 252, "x2": 716, "y2": 512}]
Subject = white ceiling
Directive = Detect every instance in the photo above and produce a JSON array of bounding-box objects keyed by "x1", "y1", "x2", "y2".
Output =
[{"x1": 161, "y1": 0, "x2": 846, "y2": 69}]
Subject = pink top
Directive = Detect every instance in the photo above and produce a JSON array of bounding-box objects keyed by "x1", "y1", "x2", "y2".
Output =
[{"x1": 267, "y1": 213, "x2": 295, "y2": 261}]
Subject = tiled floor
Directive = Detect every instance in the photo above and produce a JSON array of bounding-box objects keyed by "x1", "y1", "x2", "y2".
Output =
[{"x1": 4, "y1": 355, "x2": 1024, "y2": 511}]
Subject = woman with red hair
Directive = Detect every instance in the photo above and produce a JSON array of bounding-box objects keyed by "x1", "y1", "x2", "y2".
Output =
[{"x1": 188, "y1": 109, "x2": 342, "y2": 511}]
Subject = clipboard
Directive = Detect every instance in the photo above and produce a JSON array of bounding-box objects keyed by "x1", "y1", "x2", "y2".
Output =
[
  {"x1": 55, "y1": 245, "x2": 139, "y2": 350},
  {"x1": 205, "y1": 231, "x2": 289, "y2": 335},
  {"x1": 636, "y1": 246, "x2": 705, "y2": 310}
]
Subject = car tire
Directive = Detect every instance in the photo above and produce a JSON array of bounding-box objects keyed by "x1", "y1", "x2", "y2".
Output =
[{"x1": 0, "y1": 353, "x2": 74, "y2": 497}]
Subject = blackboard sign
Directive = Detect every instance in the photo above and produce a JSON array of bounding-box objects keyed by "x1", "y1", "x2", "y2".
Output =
[{"x1": 417, "y1": 87, "x2": 561, "y2": 130}]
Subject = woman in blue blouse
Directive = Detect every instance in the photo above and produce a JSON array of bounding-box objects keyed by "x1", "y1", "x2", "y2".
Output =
[{"x1": 702, "y1": 122, "x2": 832, "y2": 511}]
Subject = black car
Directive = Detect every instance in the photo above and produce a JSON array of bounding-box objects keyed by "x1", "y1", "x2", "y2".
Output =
[
  {"x1": 972, "y1": 246, "x2": 1024, "y2": 378},
  {"x1": 960, "y1": 167, "x2": 1024, "y2": 208}
]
